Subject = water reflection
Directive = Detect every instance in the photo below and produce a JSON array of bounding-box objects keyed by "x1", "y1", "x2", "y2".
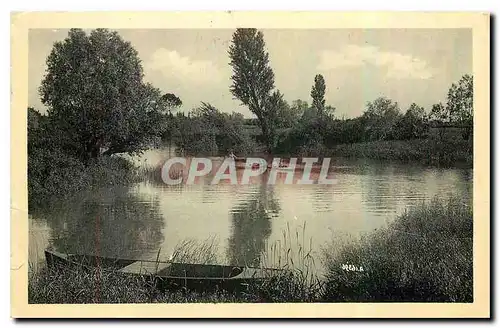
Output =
[
  {"x1": 29, "y1": 151, "x2": 473, "y2": 275},
  {"x1": 227, "y1": 173, "x2": 280, "y2": 266},
  {"x1": 31, "y1": 187, "x2": 164, "y2": 261}
]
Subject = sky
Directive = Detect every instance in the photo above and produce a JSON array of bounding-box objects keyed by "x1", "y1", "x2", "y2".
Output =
[{"x1": 29, "y1": 28, "x2": 472, "y2": 118}]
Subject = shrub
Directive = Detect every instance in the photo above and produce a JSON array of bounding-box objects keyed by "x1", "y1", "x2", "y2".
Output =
[{"x1": 28, "y1": 148, "x2": 138, "y2": 210}]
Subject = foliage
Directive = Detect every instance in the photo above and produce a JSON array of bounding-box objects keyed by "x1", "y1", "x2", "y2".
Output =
[
  {"x1": 322, "y1": 196, "x2": 473, "y2": 302},
  {"x1": 289, "y1": 100, "x2": 309, "y2": 122},
  {"x1": 29, "y1": 265, "x2": 259, "y2": 304},
  {"x1": 310, "y1": 74, "x2": 326, "y2": 112},
  {"x1": 428, "y1": 74, "x2": 473, "y2": 130},
  {"x1": 29, "y1": 225, "x2": 325, "y2": 303},
  {"x1": 394, "y1": 103, "x2": 429, "y2": 140},
  {"x1": 170, "y1": 235, "x2": 221, "y2": 264},
  {"x1": 40, "y1": 28, "x2": 169, "y2": 163},
  {"x1": 170, "y1": 104, "x2": 258, "y2": 156},
  {"x1": 161, "y1": 93, "x2": 182, "y2": 112},
  {"x1": 29, "y1": 198, "x2": 471, "y2": 303},
  {"x1": 228, "y1": 28, "x2": 278, "y2": 152},
  {"x1": 362, "y1": 97, "x2": 401, "y2": 141},
  {"x1": 28, "y1": 104, "x2": 138, "y2": 208},
  {"x1": 28, "y1": 146, "x2": 137, "y2": 209},
  {"x1": 447, "y1": 74, "x2": 473, "y2": 125},
  {"x1": 429, "y1": 102, "x2": 447, "y2": 123}
]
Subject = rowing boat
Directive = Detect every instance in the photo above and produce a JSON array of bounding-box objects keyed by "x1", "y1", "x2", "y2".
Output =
[{"x1": 44, "y1": 249, "x2": 284, "y2": 293}]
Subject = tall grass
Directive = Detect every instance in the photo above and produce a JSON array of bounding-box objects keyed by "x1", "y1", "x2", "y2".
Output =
[
  {"x1": 169, "y1": 235, "x2": 220, "y2": 264},
  {"x1": 321, "y1": 196, "x2": 473, "y2": 302},
  {"x1": 252, "y1": 222, "x2": 325, "y2": 302},
  {"x1": 28, "y1": 265, "x2": 259, "y2": 304}
]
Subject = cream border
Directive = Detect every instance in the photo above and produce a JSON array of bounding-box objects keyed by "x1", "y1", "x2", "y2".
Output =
[{"x1": 11, "y1": 11, "x2": 490, "y2": 318}]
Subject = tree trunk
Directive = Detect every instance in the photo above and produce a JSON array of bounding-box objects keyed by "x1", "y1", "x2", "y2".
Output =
[{"x1": 257, "y1": 117, "x2": 275, "y2": 154}]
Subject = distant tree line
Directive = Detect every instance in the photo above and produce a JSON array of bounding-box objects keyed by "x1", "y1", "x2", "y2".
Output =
[
  {"x1": 225, "y1": 28, "x2": 473, "y2": 156},
  {"x1": 156, "y1": 69, "x2": 472, "y2": 158}
]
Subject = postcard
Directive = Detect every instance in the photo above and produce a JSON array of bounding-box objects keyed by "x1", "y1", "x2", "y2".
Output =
[{"x1": 11, "y1": 11, "x2": 490, "y2": 318}]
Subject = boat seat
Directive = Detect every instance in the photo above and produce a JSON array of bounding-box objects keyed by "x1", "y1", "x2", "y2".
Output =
[{"x1": 118, "y1": 260, "x2": 170, "y2": 275}]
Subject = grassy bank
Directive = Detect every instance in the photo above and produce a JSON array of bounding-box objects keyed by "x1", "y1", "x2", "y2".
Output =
[
  {"x1": 331, "y1": 138, "x2": 472, "y2": 167},
  {"x1": 28, "y1": 265, "x2": 323, "y2": 304},
  {"x1": 28, "y1": 265, "x2": 263, "y2": 304},
  {"x1": 322, "y1": 196, "x2": 473, "y2": 302},
  {"x1": 29, "y1": 197, "x2": 472, "y2": 303}
]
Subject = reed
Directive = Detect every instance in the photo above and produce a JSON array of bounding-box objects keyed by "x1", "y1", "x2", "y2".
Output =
[
  {"x1": 321, "y1": 196, "x2": 473, "y2": 302},
  {"x1": 251, "y1": 222, "x2": 325, "y2": 302},
  {"x1": 169, "y1": 235, "x2": 220, "y2": 264}
]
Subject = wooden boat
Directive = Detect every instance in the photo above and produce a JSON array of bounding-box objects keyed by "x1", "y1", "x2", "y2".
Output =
[{"x1": 45, "y1": 249, "x2": 284, "y2": 293}]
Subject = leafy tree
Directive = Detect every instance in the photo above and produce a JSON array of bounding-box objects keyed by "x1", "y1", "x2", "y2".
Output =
[
  {"x1": 274, "y1": 100, "x2": 295, "y2": 129},
  {"x1": 173, "y1": 111, "x2": 216, "y2": 155},
  {"x1": 311, "y1": 74, "x2": 326, "y2": 112},
  {"x1": 446, "y1": 74, "x2": 473, "y2": 125},
  {"x1": 429, "y1": 103, "x2": 447, "y2": 124},
  {"x1": 290, "y1": 100, "x2": 309, "y2": 119},
  {"x1": 28, "y1": 107, "x2": 46, "y2": 152},
  {"x1": 325, "y1": 105, "x2": 336, "y2": 118},
  {"x1": 363, "y1": 97, "x2": 401, "y2": 141},
  {"x1": 267, "y1": 90, "x2": 288, "y2": 129},
  {"x1": 395, "y1": 103, "x2": 428, "y2": 140},
  {"x1": 335, "y1": 117, "x2": 366, "y2": 144},
  {"x1": 40, "y1": 28, "x2": 168, "y2": 163},
  {"x1": 427, "y1": 75, "x2": 473, "y2": 140},
  {"x1": 161, "y1": 93, "x2": 182, "y2": 113},
  {"x1": 174, "y1": 103, "x2": 256, "y2": 155},
  {"x1": 160, "y1": 93, "x2": 182, "y2": 147},
  {"x1": 228, "y1": 28, "x2": 277, "y2": 152}
]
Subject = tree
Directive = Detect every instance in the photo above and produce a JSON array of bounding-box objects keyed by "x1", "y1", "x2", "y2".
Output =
[
  {"x1": 228, "y1": 28, "x2": 277, "y2": 152},
  {"x1": 446, "y1": 74, "x2": 473, "y2": 125},
  {"x1": 40, "y1": 28, "x2": 168, "y2": 163},
  {"x1": 28, "y1": 107, "x2": 49, "y2": 155},
  {"x1": 429, "y1": 103, "x2": 447, "y2": 124},
  {"x1": 267, "y1": 90, "x2": 288, "y2": 129},
  {"x1": 161, "y1": 93, "x2": 182, "y2": 112},
  {"x1": 290, "y1": 99, "x2": 309, "y2": 119},
  {"x1": 311, "y1": 74, "x2": 326, "y2": 112},
  {"x1": 363, "y1": 97, "x2": 401, "y2": 141},
  {"x1": 160, "y1": 93, "x2": 182, "y2": 148},
  {"x1": 395, "y1": 103, "x2": 428, "y2": 140},
  {"x1": 325, "y1": 105, "x2": 336, "y2": 118},
  {"x1": 176, "y1": 103, "x2": 256, "y2": 155}
]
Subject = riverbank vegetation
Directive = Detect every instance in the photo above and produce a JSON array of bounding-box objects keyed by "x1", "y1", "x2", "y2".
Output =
[
  {"x1": 331, "y1": 138, "x2": 472, "y2": 167},
  {"x1": 322, "y1": 196, "x2": 473, "y2": 302},
  {"x1": 28, "y1": 28, "x2": 473, "y2": 207},
  {"x1": 29, "y1": 196, "x2": 472, "y2": 303}
]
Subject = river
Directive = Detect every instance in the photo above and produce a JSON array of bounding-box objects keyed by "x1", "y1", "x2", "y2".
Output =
[{"x1": 29, "y1": 148, "x2": 472, "y2": 275}]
